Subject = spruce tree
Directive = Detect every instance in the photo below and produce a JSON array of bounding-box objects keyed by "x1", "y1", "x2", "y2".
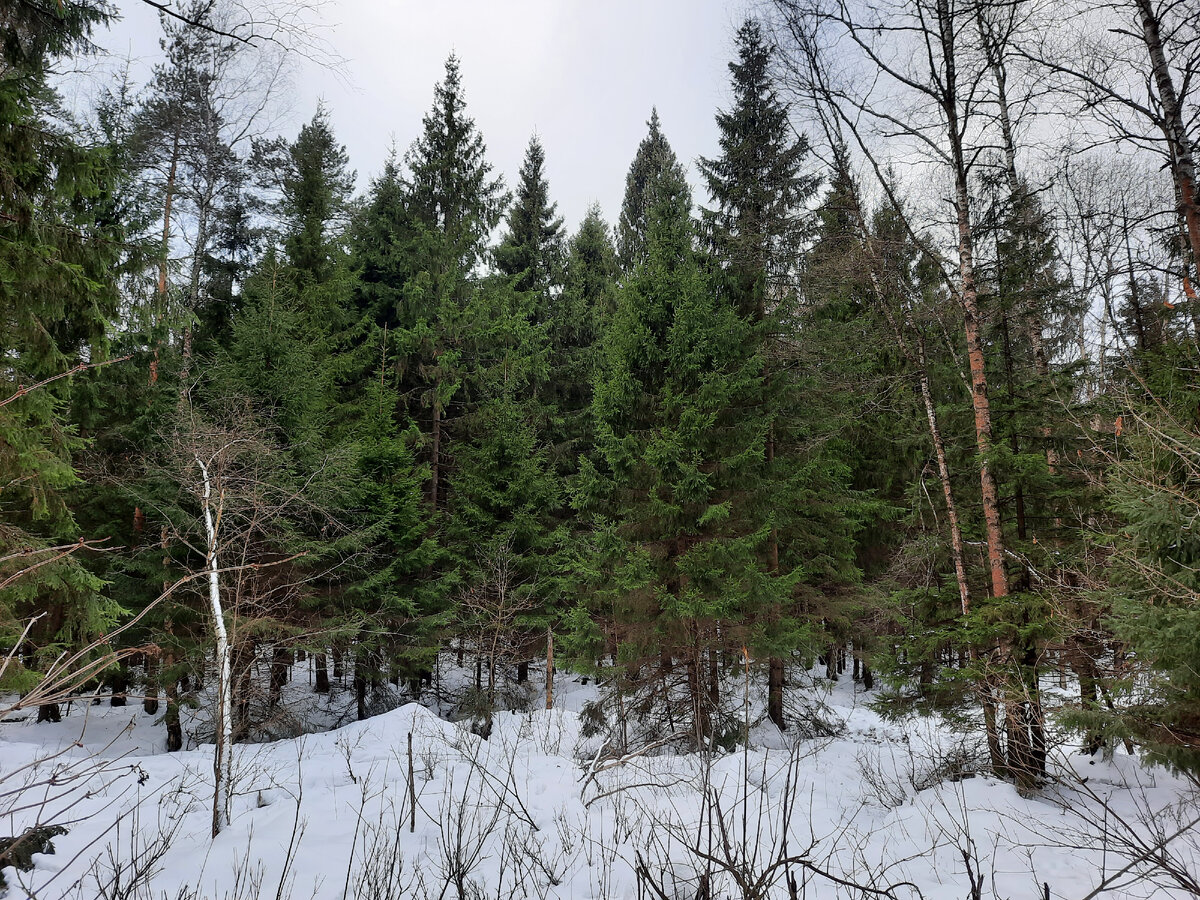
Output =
[
  {"x1": 448, "y1": 273, "x2": 562, "y2": 712},
  {"x1": 282, "y1": 104, "x2": 355, "y2": 291},
  {"x1": 399, "y1": 54, "x2": 507, "y2": 513},
  {"x1": 696, "y1": 19, "x2": 856, "y2": 730},
  {"x1": 549, "y1": 207, "x2": 618, "y2": 469},
  {"x1": 447, "y1": 134, "x2": 575, "y2": 700},
  {"x1": 353, "y1": 154, "x2": 410, "y2": 329},
  {"x1": 0, "y1": 0, "x2": 125, "y2": 717},
  {"x1": 616, "y1": 110, "x2": 689, "y2": 272},
  {"x1": 1101, "y1": 337, "x2": 1200, "y2": 767},
  {"x1": 494, "y1": 135, "x2": 565, "y2": 301},
  {"x1": 698, "y1": 19, "x2": 817, "y2": 320},
  {"x1": 345, "y1": 56, "x2": 508, "y2": 705},
  {"x1": 584, "y1": 122, "x2": 800, "y2": 744}
]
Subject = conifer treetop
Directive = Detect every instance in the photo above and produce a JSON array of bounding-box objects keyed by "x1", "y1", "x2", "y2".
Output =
[{"x1": 617, "y1": 108, "x2": 690, "y2": 271}]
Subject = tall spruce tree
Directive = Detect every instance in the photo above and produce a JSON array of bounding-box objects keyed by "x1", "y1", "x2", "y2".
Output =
[
  {"x1": 448, "y1": 272, "x2": 562, "y2": 711},
  {"x1": 400, "y1": 54, "x2": 507, "y2": 513},
  {"x1": 446, "y1": 135, "x2": 574, "y2": 699},
  {"x1": 0, "y1": 0, "x2": 125, "y2": 719},
  {"x1": 616, "y1": 110, "x2": 689, "y2": 272},
  {"x1": 696, "y1": 19, "x2": 856, "y2": 730},
  {"x1": 584, "y1": 121, "x2": 805, "y2": 744},
  {"x1": 698, "y1": 18, "x2": 818, "y2": 320},
  {"x1": 282, "y1": 105, "x2": 355, "y2": 289},
  {"x1": 343, "y1": 57, "x2": 508, "y2": 707},
  {"x1": 494, "y1": 135, "x2": 564, "y2": 301}
]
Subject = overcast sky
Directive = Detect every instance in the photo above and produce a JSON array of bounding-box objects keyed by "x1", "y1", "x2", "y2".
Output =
[{"x1": 97, "y1": 0, "x2": 757, "y2": 234}]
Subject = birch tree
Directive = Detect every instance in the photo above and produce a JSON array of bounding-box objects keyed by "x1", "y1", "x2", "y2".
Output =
[
  {"x1": 769, "y1": 0, "x2": 1046, "y2": 784},
  {"x1": 1020, "y1": 0, "x2": 1200, "y2": 311}
]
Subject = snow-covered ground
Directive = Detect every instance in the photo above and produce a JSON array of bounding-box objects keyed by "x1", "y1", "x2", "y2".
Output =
[{"x1": 2, "y1": 662, "x2": 1197, "y2": 899}]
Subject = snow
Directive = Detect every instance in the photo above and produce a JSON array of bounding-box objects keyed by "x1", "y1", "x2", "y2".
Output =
[{"x1": 2, "y1": 664, "x2": 1197, "y2": 899}]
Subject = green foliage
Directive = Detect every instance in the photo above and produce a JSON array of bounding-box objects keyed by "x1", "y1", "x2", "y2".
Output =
[
  {"x1": 586, "y1": 118, "x2": 807, "y2": 683},
  {"x1": 698, "y1": 18, "x2": 818, "y2": 320},
  {"x1": 8, "y1": 10, "x2": 1199, "y2": 780},
  {"x1": 1102, "y1": 345, "x2": 1200, "y2": 768},
  {"x1": 0, "y1": 0, "x2": 125, "y2": 670},
  {"x1": 282, "y1": 104, "x2": 355, "y2": 287},
  {"x1": 616, "y1": 109, "x2": 689, "y2": 272},
  {"x1": 494, "y1": 135, "x2": 564, "y2": 300}
]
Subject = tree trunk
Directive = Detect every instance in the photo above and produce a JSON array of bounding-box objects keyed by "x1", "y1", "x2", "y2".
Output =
[
  {"x1": 355, "y1": 672, "x2": 367, "y2": 722},
  {"x1": 197, "y1": 455, "x2": 232, "y2": 837},
  {"x1": 932, "y1": 0, "x2": 1009, "y2": 603},
  {"x1": 545, "y1": 627, "x2": 554, "y2": 710},
  {"x1": 164, "y1": 658, "x2": 182, "y2": 753},
  {"x1": 856, "y1": 179, "x2": 973, "y2": 619},
  {"x1": 937, "y1": 5, "x2": 1025, "y2": 781},
  {"x1": 955, "y1": 196, "x2": 1008, "y2": 602},
  {"x1": 983, "y1": 686, "x2": 1006, "y2": 777},
  {"x1": 687, "y1": 654, "x2": 710, "y2": 744},
  {"x1": 233, "y1": 640, "x2": 255, "y2": 741},
  {"x1": 1134, "y1": 0, "x2": 1200, "y2": 268},
  {"x1": 156, "y1": 131, "x2": 180, "y2": 303},
  {"x1": 269, "y1": 647, "x2": 291, "y2": 707},
  {"x1": 707, "y1": 648, "x2": 720, "y2": 706},
  {"x1": 110, "y1": 669, "x2": 128, "y2": 707},
  {"x1": 1071, "y1": 640, "x2": 1102, "y2": 754},
  {"x1": 143, "y1": 655, "x2": 160, "y2": 716},
  {"x1": 768, "y1": 656, "x2": 785, "y2": 730},
  {"x1": 314, "y1": 653, "x2": 330, "y2": 694},
  {"x1": 354, "y1": 648, "x2": 369, "y2": 722}
]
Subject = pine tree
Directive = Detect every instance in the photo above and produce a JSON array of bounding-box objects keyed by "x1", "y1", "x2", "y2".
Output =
[{"x1": 133, "y1": 1, "x2": 240, "y2": 319}]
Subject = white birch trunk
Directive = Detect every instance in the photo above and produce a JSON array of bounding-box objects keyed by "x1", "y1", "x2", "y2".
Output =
[{"x1": 197, "y1": 455, "x2": 233, "y2": 836}]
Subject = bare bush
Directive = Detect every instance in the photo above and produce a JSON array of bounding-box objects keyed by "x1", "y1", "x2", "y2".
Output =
[
  {"x1": 856, "y1": 730, "x2": 989, "y2": 809},
  {"x1": 634, "y1": 742, "x2": 925, "y2": 900}
]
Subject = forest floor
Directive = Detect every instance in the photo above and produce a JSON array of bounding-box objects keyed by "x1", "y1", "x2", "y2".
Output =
[{"x1": 1, "y1": 661, "x2": 1197, "y2": 899}]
